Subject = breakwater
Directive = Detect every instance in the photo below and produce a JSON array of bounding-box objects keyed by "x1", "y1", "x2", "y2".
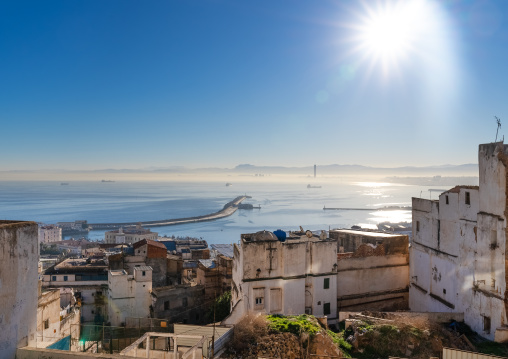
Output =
[{"x1": 89, "y1": 195, "x2": 249, "y2": 230}]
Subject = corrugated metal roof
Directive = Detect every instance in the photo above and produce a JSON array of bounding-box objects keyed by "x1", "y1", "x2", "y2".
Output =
[
  {"x1": 134, "y1": 266, "x2": 153, "y2": 271},
  {"x1": 198, "y1": 259, "x2": 216, "y2": 269},
  {"x1": 210, "y1": 244, "x2": 234, "y2": 258}
]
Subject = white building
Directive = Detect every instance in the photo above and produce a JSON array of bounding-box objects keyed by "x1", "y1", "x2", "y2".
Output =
[
  {"x1": 108, "y1": 266, "x2": 153, "y2": 327},
  {"x1": 227, "y1": 230, "x2": 338, "y2": 324},
  {"x1": 38, "y1": 224, "x2": 62, "y2": 243},
  {"x1": 42, "y1": 258, "x2": 109, "y2": 323},
  {"x1": 0, "y1": 221, "x2": 39, "y2": 359},
  {"x1": 104, "y1": 224, "x2": 158, "y2": 245},
  {"x1": 410, "y1": 142, "x2": 508, "y2": 342}
]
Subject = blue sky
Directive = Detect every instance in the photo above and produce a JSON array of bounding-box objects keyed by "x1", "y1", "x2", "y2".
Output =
[{"x1": 1, "y1": 0, "x2": 508, "y2": 170}]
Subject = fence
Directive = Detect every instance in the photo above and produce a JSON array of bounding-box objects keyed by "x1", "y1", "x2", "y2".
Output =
[{"x1": 72, "y1": 318, "x2": 174, "y2": 354}]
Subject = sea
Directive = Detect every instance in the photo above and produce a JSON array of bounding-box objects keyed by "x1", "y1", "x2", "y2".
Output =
[{"x1": 0, "y1": 179, "x2": 435, "y2": 245}]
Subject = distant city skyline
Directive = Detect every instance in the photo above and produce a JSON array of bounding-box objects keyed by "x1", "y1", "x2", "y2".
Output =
[{"x1": 1, "y1": 0, "x2": 508, "y2": 171}]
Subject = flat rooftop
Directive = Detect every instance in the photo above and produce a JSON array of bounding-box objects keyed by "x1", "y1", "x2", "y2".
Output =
[{"x1": 331, "y1": 229, "x2": 407, "y2": 238}]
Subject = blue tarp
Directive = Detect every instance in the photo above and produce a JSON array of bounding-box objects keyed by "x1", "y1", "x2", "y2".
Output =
[{"x1": 47, "y1": 335, "x2": 71, "y2": 351}]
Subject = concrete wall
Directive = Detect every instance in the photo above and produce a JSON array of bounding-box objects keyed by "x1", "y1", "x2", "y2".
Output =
[
  {"x1": 152, "y1": 284, "x2": 205, "y2": 324},
  {"x1": 17, "y1": 347, "x2": 123, "y2": 358},
  {"x1": 337, "y1": 254, "x2": 409, "y2": 311},
  {"x1": 0, "y1": 221, "x2": 38, "y2": 359}
]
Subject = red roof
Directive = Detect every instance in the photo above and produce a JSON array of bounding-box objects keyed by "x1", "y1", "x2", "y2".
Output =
[{"x1": 133, "y1": 239, "x2": 167, "y2": 250}]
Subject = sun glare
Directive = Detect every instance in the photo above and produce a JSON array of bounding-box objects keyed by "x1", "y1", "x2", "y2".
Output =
[{"x1": 352, "y1": 0, "x2": 434, "y2": 73}]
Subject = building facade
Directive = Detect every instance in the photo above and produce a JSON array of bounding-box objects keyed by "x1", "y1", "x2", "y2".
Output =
[
  {"x1": 334, "y1": 230, "x2": 409, "y2": 311},
  {"x1": 108, "y1": 266, "x2": 153, "y2": 327},
  {"x1": 42, "y1": 258, "x2": 109, "y2": 323},
  {"x1": 104, "y1": 225, "x2": 158, "y2": 245},
  {"x1": 228, "y1": 230, "x2": 338, "y2": 324},
  {"x1": 410, "y1": 142, "x2": 508, "y2": 342},
  {"x1": 38, "y1": 224, "x2": 62, "y2": 243}
]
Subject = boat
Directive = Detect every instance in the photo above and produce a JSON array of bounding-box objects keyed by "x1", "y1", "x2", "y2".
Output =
[
  {"x1": 101, "y1": 180, "x2": 115, "y2": 183},
  {"x1": 226, "y1": 183, "x2": 233, "y2": 187},
  {"x1": 307, "y1": 184, "x2": 322, "y2": 188}
]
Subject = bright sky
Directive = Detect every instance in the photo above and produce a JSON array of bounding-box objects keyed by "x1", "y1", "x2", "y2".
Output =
[{"x1": 1, "y1": 0, "x2": 508, "y2": 170}]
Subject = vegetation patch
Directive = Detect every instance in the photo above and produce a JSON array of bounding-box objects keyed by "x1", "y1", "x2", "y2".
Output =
[
  {"x1": 327, "y1": 329, "x2": 352, "y2": 358},
  {"x1": 267, "y1": 314, "x2": 321, "y2": 336}
]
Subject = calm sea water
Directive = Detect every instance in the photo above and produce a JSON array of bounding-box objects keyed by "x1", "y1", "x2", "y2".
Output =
[{"x1": 0, "y1": 179, "x2": 433, "y2": 245}]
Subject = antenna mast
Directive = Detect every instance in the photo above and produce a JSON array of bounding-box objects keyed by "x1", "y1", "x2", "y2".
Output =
[{"x1": 495, "y1": 116, "x2": 502, "y2": 142}]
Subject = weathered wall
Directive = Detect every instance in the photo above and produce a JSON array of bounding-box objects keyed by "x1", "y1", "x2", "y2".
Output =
[
  {"x1": 0, "y1": 221, "x2": 38, "y2": 359},
  {"x1": 37, "y1": 290, "x2": 61, "y2": 348},
  {"x1": 410, "y1": 143, "x2": 508, "y2": 342},
  {"x1": 152, "y1": 284, "x2": 205, "y2": 324},
  {"x1": 17, "y1": 347, "x2": 122, "y2": 358},
  {"x1": 337, "y1": 255, "x2": 408, "y2": 294}
]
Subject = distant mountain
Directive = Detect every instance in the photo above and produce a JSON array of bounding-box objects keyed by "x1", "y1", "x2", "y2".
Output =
[{"x1": 0, "y1": 163, "x2": 479, "y2": 177}]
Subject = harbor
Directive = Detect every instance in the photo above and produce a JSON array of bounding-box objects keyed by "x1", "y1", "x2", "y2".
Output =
[{"x1": 88, "y1": 195, "x2": 250, "y2": 230}]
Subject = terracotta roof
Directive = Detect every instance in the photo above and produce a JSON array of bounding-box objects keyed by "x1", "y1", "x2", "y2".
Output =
[
  {"x1": 133, "y1": 239, "x2": 168, "y2": 250},
  {"x1": 445, "y1": 185, "x2": 479, "y2": 193}
]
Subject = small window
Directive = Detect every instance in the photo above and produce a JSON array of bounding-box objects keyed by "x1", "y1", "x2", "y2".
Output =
[
  {"x1": 483, "y1": 316, "x2": 491, "y2": 334},
  {"x1": 182, "y1": 297, "x2": 188, "y2": 307},
  {"x1": 97, "y1": 291, "x2": 102, "y2": 296},
  {"x1": 465, "y1": 192, "x2": 471, "y2": 205},
  {"x1": 324, "y1": 278, "x2": 330, "y2": 289},
  {"x1": 445, "y1": 195, "x2": 449, "y2": 205},
  {"x1": 52, "y1": 276, "x2": 56, "y2": 281},
  {"x1": 63, "y1": 276, "x2": 68, "y2": 281},
  {"x1": 416, "y1": 221, "x2": 420, "y2": 232},
  {"x1": 142, "y1": 271, "x2": 146, "y2": 276},
  {"x1": 324, "y1": 302, "x2": 331, "y2": 316},
  {"x1": 44, "y1": 319, "x2": 49, "y2": 329},
  {"x1": 255, "y1": 297, "x2": 263, "y2": 305},
  {"x1": 164, "y1": 301, "x2": 170, "y2": 310},
  {"x1": 443, "y1": 289, "x2": 446, "y2": 294}
]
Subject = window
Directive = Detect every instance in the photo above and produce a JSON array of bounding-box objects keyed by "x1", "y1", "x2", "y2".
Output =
[
  {"x1": 483, "y1": 316, "x2": 491, "y2": 334},
  {"x1": 445, "y1": 195, "x2": 449, "y2": 205},
  {"x1": 182, "y1": 297, "x2": 188, "y2": 307},
  {"x1": 490, "y1": 230, "x2": 498, "y2": 248},
  {"x1": 142, "y1": 271, "x2": 146, "y2": 276},
  {"x1": 44, "y1": 319, "x2": 49, "y2": 329},
  {"x1": 324, "y1": 278, "x2": 330, "y2": 289},
  {"x1": 63, "y1": 276, "x2": 68, "y2": 281},
  {"x1": 253, "y1": 287, "x2": 265, "y2": 310},
  {"x1": 52, "y1": 276, "x2": 56, "y2": 281},
  {"x1": 465, "y1": 191, "x2": 471, "y2": 205},
  {"x1": 164, "y1": 301, "x2": 170, "y2": 310},
  {"x1": 324, "y1": 302, "x2": 331, "y2": 316},
  {"x1": 416, "y1": 221, "x2": 420, "y2": 232}
]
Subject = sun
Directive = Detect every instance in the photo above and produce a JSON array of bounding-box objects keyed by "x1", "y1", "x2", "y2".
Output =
[{"x1": 352, "y1": 0, "x2": 431, "y2": 71}]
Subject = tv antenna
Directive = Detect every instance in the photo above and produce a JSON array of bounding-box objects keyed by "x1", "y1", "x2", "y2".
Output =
[{"x1": 495, "y1": 116, "x2": 502, "y2": 142}]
